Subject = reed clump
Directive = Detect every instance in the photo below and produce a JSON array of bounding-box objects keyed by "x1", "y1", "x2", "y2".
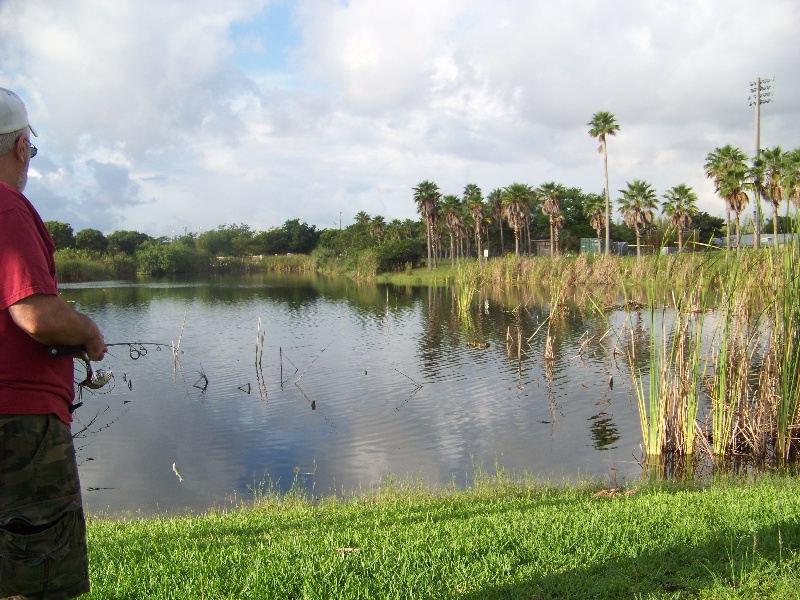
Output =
[{"x1": 615, "y1": 223, "x2": 800, "y2": 472}]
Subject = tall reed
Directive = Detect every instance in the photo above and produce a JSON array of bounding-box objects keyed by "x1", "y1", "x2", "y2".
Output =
[
  {"x1": 625, "y1": 253, "x2": 710, "y2": 458},
  {"x1": 771, "y1": 219, "x2": 800, "y2": 462},
  {"x1": 628, "y1": 304, "x2": 666, "y2": 456}
]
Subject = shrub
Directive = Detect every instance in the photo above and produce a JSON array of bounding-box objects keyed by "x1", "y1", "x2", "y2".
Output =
[
  {"x1": 136, "y1": 240, "x2": 208, "y2": 275},
  {"x1": 375, "y1": 238, "x2": 425, "y2": 272}
]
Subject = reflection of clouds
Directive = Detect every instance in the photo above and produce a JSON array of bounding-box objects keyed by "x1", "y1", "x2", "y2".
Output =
[{"x1": 71, "y1": 279, "x2": 648, "y2": 516}]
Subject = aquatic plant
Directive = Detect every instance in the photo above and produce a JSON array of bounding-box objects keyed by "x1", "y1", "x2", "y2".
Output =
[{"x1": 770, "y1": 219, "x2": 800, "y2": 462}]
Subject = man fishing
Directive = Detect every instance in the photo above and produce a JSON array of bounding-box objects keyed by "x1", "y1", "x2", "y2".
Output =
[{"x1": 0, "y1": 87, "x2": 106, "y2": 599}]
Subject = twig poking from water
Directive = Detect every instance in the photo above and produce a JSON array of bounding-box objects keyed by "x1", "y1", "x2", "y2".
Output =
[
  {"x1": 544, "y1": 326, "x2": 555, "y2": 362},
  {"x1": 393, "y1": 369, "x2": 424, "y2": 412},
  {"x1": 394, "y1": 368, "x2": 423, "y2": 389},
  {"x1": 255, "y1": 318, "x2": 267, "y2": 400},
  {"x1": 174, "y1": 309, "x2": 188, "y2": 366},
  {"x1": 281, "y1": 349, "x2": 299, "y2": 373},
  {"x1": 527, "y1": 316, "x2": 551, "y2": 343},
  {"x1": 295, "y1": 339, "x2": 334, "y2": 385},
  {"x1": 194, "y1": 364, "x2": 209, "y2": 391},
  {"x1": 571, "y1": 331, "x2": 593, "y2": 361},
  {"x1": 280, "y1": 347, "x2": 300, "y2": 389},
  {"x1": 71, "y1": 404, "x2": 115, "y2": 439}
]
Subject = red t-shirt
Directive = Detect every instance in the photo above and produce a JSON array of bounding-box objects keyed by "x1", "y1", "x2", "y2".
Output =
[{"x1": 0, "y1": 181, "x2": 74, "y2": 423}]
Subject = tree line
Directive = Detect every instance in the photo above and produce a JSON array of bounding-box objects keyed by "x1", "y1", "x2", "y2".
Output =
[
  {"x1": 45, "y1": 111, "x2": 798, "y2": 277},
  {"x1": 410, "y1": 111, "x2": 800, "y2": 269}
]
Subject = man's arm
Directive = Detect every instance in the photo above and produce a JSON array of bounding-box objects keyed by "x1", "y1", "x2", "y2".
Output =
[{"x1": 8, "y1": 293, "x2": 107, "y2": 361}]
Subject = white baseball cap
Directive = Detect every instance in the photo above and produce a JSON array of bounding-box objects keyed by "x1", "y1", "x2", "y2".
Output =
[{"x1": 0, "y1": 87, "x2": 38, "y2": 136}]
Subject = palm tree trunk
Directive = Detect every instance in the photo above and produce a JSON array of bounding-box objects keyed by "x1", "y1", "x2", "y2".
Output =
[
  {"x1": 499, "y1": 222, "x2": 505, "y2": 256},
  {"x1": 735, "y1": 213, "x2": 742, "y2": 254},
  {"x1": 525, "y1": 220, "x2": 531, "y2": 256},
  {"x1": 773, "y1": 202, "x2": 780, "y2": 244},
  {"x1": 450, "y1": 234, "x2": 455, "y2": 269},
  {"x1": 603, "y1": 145, "x2": 611, "y2": 256},
  {"x1": 636, "y1": 227, "x2": 642, "y2": 261},
  {"x1": 426, "y1": 219, "x2": 433, "y2": 270},
  {"x1": 725, "y1": 207, "x2": 731, "y2": 252}
]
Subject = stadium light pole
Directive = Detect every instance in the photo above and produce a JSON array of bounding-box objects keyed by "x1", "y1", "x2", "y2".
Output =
[{"x1": 749, "y1": 77, "x2": 773, "y2": 249}]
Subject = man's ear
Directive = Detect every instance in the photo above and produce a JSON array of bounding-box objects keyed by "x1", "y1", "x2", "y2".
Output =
[{"x1": 14, "y1": 135, "x2": 27, "y2": 162}]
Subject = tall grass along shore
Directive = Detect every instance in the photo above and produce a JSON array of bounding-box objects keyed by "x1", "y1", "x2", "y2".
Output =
[{"x1": 85, "y1": 475, "x2": 800, "y2": 599}]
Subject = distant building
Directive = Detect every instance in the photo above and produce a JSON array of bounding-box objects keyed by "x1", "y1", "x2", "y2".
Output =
[
  {"x1": 711, "y1": 233, "x2": 799, "y2": 248},
  {"x1": 579, "y1": 238, "x2": 631, "y2": 255}
]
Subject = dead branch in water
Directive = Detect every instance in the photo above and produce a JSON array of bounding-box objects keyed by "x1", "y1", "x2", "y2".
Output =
[
  {"x1": 280, "y1": 347, "x2": 300, "y2": 388},
  {"x1": 174, "y1": 309, "x2": 188, "y2": 366},
  {"x1": 194, "y1": 364, "x2": 208, "y2": 391},
  {"x1": 570, "y1": 331, "x2": 593, "y2": 361},
  {"x1": 295, "y1": 339, "x2": 334, "y2": 385},
  {"x1": 255, "y1": 318, "x2": 267, "y2": 400}
]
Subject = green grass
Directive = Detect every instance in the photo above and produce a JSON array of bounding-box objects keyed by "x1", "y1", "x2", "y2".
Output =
[
  {"x1": 373, "y1": 263, "x2": 457, "y2": 285},
  {"x1": 84, "y1": 476, "x2": 800, "y2": 599}
]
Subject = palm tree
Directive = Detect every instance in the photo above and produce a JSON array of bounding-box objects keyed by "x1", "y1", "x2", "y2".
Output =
[
  {"x1": 704, "y1": 145, "x2": 749, "y2": 251},
  {"x1": 369, "y1": 215, "x2": 385, "y2": 243},
  {"x1": 354, "y1": 211, "x2": 371, "y2": 226},
  {"x1": 503, "y1": 183, "x2": 532, "y2": 257},
  {"x1": 441, "y1": 194, "x2": 462, "y2": 268},
  {"x1": 718, "y1": 166, "x2": 750, "y2": 252},
  {"x1": 387, "y1": 219, "x2": 403, "y2": 242},
  {"x1": 583, "y1": 192, "x2": 605, "y2": 253},
  {"x1": 413, "y1": 180, "x2": 441, "y2": 270},
  {"x1": 588, "y1": 111, "x2": 620, "y2": 255},
  {"x1": 464, "y1": 184, "x2": 485, "y2": 264},
  {"x1": 618, "y1": 180, "x2": 658, "y2": 261},
  {"x1": 784, "y1": 149, "x2": 800, "y2": 210},
  {"x1": 661, "y1": 184, "x2": 698, "y2": 251},
  {"x1": 537, "y1": 182, "x2": 565, "y2": 256},
  {"x1": 753, "y1": 146, "x2": 787, "y2": 242},
  {"x1": 488, "y1": 188, "x2": 505, "y2": 256}
]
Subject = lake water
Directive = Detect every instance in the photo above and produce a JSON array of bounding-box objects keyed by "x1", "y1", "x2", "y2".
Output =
[{"x1": 59, "y1": 273, "x2": 645, "y2": 516}]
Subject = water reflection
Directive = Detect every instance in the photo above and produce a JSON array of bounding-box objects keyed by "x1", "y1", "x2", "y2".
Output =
[{"x1": 61, "y1": 274, "x2": 645, "y2": 516}]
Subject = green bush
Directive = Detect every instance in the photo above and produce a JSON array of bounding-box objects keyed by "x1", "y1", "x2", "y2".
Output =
[
  {"x1": 354, "y1": 249, "x2": 379, "y2": 279},
  {"x1": 54, "y1": 248, "x2": 134, "y2": 282},
  {"x1": 136, "y1": 240, "x2": 208, "y2": 275},
  {"x1": 375, "y1": 238, "x2": 425, "y2": 272}
]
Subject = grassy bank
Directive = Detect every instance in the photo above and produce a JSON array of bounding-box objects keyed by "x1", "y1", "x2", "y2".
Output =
[
  {"x1": 55, "y1": 248, "x2": 136, "y2": 282},
  {"x1": 84, "y1": 476, "x2": 800, "y2": 599},
  {"x1": 376, "y1": 249, "x2": 791, "y2": 290},
  {"x1": 56, "y1": 245, "x2": 766, "y2": 290}
]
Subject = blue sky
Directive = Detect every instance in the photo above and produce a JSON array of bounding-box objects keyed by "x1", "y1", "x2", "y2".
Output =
[{"x1": 1, "y1": 0, "x2": 798, "y2": 237}]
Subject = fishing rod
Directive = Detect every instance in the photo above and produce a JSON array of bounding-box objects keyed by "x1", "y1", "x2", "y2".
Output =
[
  {"x1": 49, "y1": 342, "x2": 173, "y2": 360},
  {"x1": 49, "y1": 342, "x2": 174, "y2": 410}
]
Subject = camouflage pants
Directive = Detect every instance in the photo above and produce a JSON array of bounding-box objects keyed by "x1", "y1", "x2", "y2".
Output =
[{"x1": 0, "y1": 414, "x2": 89, "y2": 600}]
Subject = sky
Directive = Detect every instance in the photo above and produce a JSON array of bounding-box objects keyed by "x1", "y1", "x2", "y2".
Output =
[{"x1": 1, "y1": 0, "x2": 798, "y2": 238}]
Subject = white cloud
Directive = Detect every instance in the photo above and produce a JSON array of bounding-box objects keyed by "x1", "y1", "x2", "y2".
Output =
[{"x1": 1, "y1": 0, "x2": 798, "y2": 235}]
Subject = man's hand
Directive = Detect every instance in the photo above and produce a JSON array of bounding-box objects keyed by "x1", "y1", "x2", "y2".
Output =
[{"x1": 8, "y1": 293, "x2": 107, "y2": 361}]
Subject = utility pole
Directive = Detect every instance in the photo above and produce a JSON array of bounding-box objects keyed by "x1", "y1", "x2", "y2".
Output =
[{"x1": 749, "y1": 77, "x2": 773, "y2": 249}]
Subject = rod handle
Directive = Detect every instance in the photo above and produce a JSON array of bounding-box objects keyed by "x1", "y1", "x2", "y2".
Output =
[{"x1": 48, "y1": 344, "x2": 86, "y2": 357}]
